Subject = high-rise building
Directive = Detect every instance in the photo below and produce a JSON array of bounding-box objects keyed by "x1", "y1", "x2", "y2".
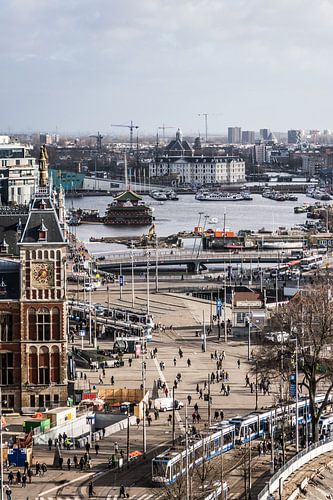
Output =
[
  {"x1": 260, "y1": 129, "x2": 270, "y2": 141},
  {"x1": 242, "y1": 131, "x2": 255, "y2": 144},
  {"x1": 288, "y1": 129, "x2": 302, "y2": 144},
  {"x1": 228, "y1": 127, "x2": 242, "y2": 144}
]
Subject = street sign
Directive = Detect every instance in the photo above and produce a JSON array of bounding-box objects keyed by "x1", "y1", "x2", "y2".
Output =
[
  {"x1": 289, "y1": 373, "x2": 296, "y2": 398},
  {"x1": 79, "y1": 329, "x2": 86, "y2": 337},
  {"x1": 119, "y1": 275, "x2": 124, "y2": 287}
]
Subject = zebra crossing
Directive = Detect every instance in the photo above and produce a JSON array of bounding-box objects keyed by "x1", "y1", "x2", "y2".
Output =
[{"x1": 106, "y1": 494, "x2": 163, "y2": 500}]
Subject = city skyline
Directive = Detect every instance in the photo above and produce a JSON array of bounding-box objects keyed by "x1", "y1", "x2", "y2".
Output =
[{"x1": 1, "y1": 0, "x2": 333, "y2": 133}]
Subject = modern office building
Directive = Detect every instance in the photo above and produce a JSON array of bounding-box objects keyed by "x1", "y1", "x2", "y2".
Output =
[
  {"x1": 260, "y1": 129, "x2": 270, "y2": 141},
  {"x1": 288, "y1": 129, "x2": 302, "y2": 145},
  {"x1": 242, "y1": 131, "x2": 255, "y2": 144},
  {"x1": 228, "y1": 127, "x2": 242, "y2": 144},
  {"x1": 0, "y1": 137, "x2": 39, "y2": 205}
]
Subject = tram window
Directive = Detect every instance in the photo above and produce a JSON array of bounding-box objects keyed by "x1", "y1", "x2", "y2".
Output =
[{"x1": 153, "y1": 461, "x2": 167, "y2": 478}]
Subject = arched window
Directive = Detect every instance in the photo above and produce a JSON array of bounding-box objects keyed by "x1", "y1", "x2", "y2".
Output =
[
  {"x1": 28, "y1": 308, "x2": 37, "y2": 341},
  {"x1": 39, "y1": 346, "x2": 50, "y2": 384},
  {"x1": 50, "y1": 250, "x2": 55, "y2": 259},
  {"x1": 37, "y1": 250, "x2": 42, "y2": 259},
  {"x1": 44, "y1": 250, "x2": 48, "y2": 259},
  {"x1": 31, "y1": 250, "x2": 36, "y2": 260},
  {"x1": 29, "y1": 347, "x2": 38, "y2": 384},
  {"x1": 51, "y1": 307, "x2": 60, "y2": 340},
  {"x1": 56, "y1": 250, "x2": 61, "y2": 260},
  {"x1": 37, "y1": 308, "x2": 50, "y2": 341},
  {"x1": 51, "y1": 346, "x2": 60, "y2": 384}
]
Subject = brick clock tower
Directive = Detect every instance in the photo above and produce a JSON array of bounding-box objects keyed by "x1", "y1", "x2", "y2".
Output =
[
  {"x1": 19, "y1": 146, "x2": 68, "y2": 409},
  {"x1": 0, "y1": 145, "x2": 68, "y2": 411}
]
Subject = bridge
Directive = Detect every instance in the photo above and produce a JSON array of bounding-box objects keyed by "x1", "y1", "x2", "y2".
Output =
[{"x1": 95, "y1": 249, "x2": 293, "y2": 274}]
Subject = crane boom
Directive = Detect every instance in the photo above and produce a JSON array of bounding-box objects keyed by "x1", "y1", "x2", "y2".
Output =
[{"x1": 111, "y1": 121, "x2": 139, "y2": 151}]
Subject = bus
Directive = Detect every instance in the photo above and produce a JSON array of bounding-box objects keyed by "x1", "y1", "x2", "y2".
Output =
[{"x1": 300, "y1": 254, "x2": 323, "y2": 271}]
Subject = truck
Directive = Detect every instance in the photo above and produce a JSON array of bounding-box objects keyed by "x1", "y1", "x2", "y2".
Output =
[{"x1": 154, "y1": 397, "x2": 184, "y2": 412}]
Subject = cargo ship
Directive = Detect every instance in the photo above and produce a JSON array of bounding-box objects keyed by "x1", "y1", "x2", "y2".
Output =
[{"x1": 104, "y1": 190, "x2": 153, "y2": 226}]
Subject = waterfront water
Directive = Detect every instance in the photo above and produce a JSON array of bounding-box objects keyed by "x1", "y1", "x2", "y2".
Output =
[{"x1": 66, "y1": 193, "x2": 311, "y2": 253}]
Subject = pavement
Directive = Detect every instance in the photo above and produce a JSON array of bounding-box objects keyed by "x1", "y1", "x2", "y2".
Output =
[{"x1": 4, "y1": 288, "x2": 276, "y2": 499}]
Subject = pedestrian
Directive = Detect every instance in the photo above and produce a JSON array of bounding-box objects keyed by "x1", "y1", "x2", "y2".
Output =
[
  {"x1": 173, "y1": 357, "x2": 177, "y2": 366},
  {"x1": 102, "y1": 367, "x2": 106, "y2": 377},
  {"x1": 187, "y1": 358, "x2": 191, "y2": 367},
  {"x1": 147, "y1": 415, "x2": 152, "y2": 426},
  {"x1": 27, "y1": 468, "x2": 32, "y2": 484},
  {"x1": 95, "y1": 443, "x2": 100, "y2": 455},
  {"x1": 111, "y1": 375, "x2": 114, "y2": 385},
  {"x1": 24, "y1": 460, "x2": 29, "y2": 473},
  {"x1": 227, "y1": 384, "x2": 230, "y2": 396},
  {"x1": 154, "y1": 409, "x2": 159, "y2": 420},
  {"x1": 41, "y1": 463, "x2": 47, "y2": 475},
  {"x1": 167, "y1": 414, "x2": 172, "y2": 426},
  {"x1": 237, "y1": 359, "x2": 240, "y2": 369},
  {"x1": 187, "y1": 395, "x2": 192, "y2": 405},
  {"x1": 16, "y1": 470, "x2": 21, "y2": 485},
  {"x1": 129, "y1": 358, "x2": 132, "y2": 367},
  {"x1": 79, "y1": 457, "x2": 84, "y2": 471},
  {"x1": 88, "y1": 481, "x2": 95, "y2": 498},
  {"x1": 59, "y1": 456, "x2": 63, "y2": 469},
  {"x1": 5, "y1": 486, "x2": 11, "y2": 500},
  {"x1": 73, "y1": 455, "x2": 78, "y2": 468},
  {"x1": 85, "y1": 441, "x2": 91, "y2": 453},
  {"x1": 35, "y1": 461, "x2": 41, "y2": 476},
  {"x1": 199, "y1": 388, "x2": 203, "y2": 399},
  {"x1": 250, "y1": 382, "x2": 254, "y2": 393},
  {"x1": 114, "y1": 442, "x2": 119, "y2": 454},
  {"x1": 220, "y1": 410, "x2": 224, "y2": 421},
  {"x1": 196, "y1": 383, "x2": 199, "y2": 393},
  {"x1": 67, "y1": 457, "x2": 71, "y2": 470},
  {"x1": 99, "y1": 374, "x2": 103, "y2": 384},
  {"x1": 7, "y1": 472, "x2": 14, "y2": 485},
  {"x1": 119, "y1": 484, "x2": 126, "y2": 498},
  {"x1": 136, "y1": 417, "x2": 140, "y2": 427},
  {"x1": 22, "y1": 472, "x2": 27, "y2": 487},
  {"x1": 48, "y1": 437, "x2": 52, "y2": 450},
  {"x1": 194, "y1": 403, "x2": 199, "y2": 412}
]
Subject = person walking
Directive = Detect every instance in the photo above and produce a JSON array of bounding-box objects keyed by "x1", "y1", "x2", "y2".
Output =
[
  {"x1": 187, "y1": 358, "x2": 191, "y2": 367},
  {"x1": 48, "y1": 437, "x2": 52, "y2": 451},
  {"x1": 111, "y1": 375, "x2": 115, "y2": 385},
  {"x1": 187, "y1": 395, "x2": 192, "y2": 405},
  {"x1": 73, "y1": 455, "x2": 78, "y2": 468},
  {"x1": 95, "y1": 443, "x2": 100, "y2": 455},
  {"x1": 147, "y1": 414, "x2": 152, "y2": 426},
  {"x1": 88, "y1": 481, "x2": 95, "y2": 498},
  {"x1": 237, "y1": 359, "x2": 241, "y2": 369},
  {"x1": 59, "y1": 456, "x2": 63, "y2": 469},
  {"x1": 27, "y1": 468, "x2": 33, "y2": 484},
  {"x1": 119, "y1": 484, "x2": 126, "y2": 498},
  {"x1": 5, "y1": 486, "x2": 12, "y2": 500},
  {"x1": 173, "y1": 357, "x2": 177, "y2": 366},
  {"x1": 7, "y1": 471, "x2": 14, "y2": 485},
  {"x1": 79, "y1": 457, "x2": 84, "y2": 471},
  {"x1": 67, "y1": 457, "x2": 71, "y2": 470},
  {"x1": 16, "y1": 470, "x2": 21, "y2": 485}
]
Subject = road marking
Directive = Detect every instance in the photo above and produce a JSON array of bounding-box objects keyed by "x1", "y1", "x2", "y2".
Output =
[
  {"x1": 154, "y1": 357, "x2": 184, "y2": 433},
  {"x1": 36, "y1": 472, "x2": 94, "y2": 497},
  {"x1": 137, "y1": 495, "x2": 154, "y2": 500}
]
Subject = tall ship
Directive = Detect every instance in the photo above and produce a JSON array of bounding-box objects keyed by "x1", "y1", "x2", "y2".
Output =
[{"x1": 104, "y1": 190, "x2": 153, "y2": 226}]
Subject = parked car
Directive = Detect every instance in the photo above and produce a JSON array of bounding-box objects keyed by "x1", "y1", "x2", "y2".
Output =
[{"x1": 83, "y1": 282, "x2": 97, "y2": 292}]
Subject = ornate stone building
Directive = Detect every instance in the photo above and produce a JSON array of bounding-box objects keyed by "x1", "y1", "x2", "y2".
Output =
[{"x1": 0, "y1": 146, "x2": 68, "y2": 411}]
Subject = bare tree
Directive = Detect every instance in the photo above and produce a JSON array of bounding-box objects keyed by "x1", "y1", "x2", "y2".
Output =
[{"x1": 254, "y1": 280, "x2": 333, "y2": 442}]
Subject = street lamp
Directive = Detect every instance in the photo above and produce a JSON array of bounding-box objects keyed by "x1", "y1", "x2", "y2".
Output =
[
  {"x1": 246, "y1": 310, "x2": 252, "y2": 361},
  {"x1": 146, "y1": 251, "x2": 151, "y2": 316},
  {"x1": 290, "y1": 337, "x2": 299, "y2": 453},
  {"x1": 131, "y1": 241, "x2": 135, "y2": 308}
]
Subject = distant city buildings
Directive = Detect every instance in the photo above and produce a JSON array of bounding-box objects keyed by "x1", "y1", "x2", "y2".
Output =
[
  {"x1": 0, "y1": 136, "x2": 38, "y2": 205},
  {"x1": 242, "y1": 131, "x2": 255, "y2": 145},
  {"x1": 260, "y1": 129, "x2": 270, "y2": 141},
  {"x1": 150, "y1": 129, "x2": 245, "y2": 185},
  {"x1": 228, "y1": 127, "x2": 242, "y2": 144},
  {"x1": 288, "y1": 129, "x2": 302, "y2": 145}
]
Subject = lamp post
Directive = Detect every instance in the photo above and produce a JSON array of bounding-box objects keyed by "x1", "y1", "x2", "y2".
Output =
[
  {"x1": 290, "y1": 337, "x2": 299, "y2": 453},
  {"x1": 172, "y1": 385, "x2": 176, "y2": 445},
  {"x1": 131, "y1": 241, "x2": 135, "y2": 308},
  {"x1": 0, "y1": 388, "x2": 5, "y2": 500},
  {"x1": 246, "y1": 310, "x2": 252, "y2": 361},
  {"x1": 146, "y1": 251, "x2": 151, "y2": 316},
  {"x1": 142, "y1": 356, "x2": 147, "y2": 454},
  {"x1": 155, "y1": 236, "x2": 159, "y2": 293}
]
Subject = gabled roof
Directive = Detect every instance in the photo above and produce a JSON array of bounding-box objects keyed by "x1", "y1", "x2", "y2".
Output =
[
  {"x1": 113, "y1": 190, "x2": 142, "y2": 202},
  {"x1": 20, "y1": 210, "x2": 65, "y2": 244},
  {"x1": 0, "y1": 210, "x2": 29, "y2": 255}
]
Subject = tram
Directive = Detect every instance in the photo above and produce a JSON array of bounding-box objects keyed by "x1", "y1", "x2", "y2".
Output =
[{"x1": 152, "y1": 394, "x2": 330, "y2": 485}]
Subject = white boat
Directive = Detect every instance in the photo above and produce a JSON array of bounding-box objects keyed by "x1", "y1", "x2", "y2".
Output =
[
  {"x1": 195, "y1": 191, "x2": 247, "y2": 202},
  {"x1": 150, "y1": 190, "x2": 168, "y2": 201},
  {"x1": 262, "y1": 241, "x2": 304, "y2": 250}
]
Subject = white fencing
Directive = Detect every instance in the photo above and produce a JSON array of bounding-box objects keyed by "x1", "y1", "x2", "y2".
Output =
[
  {"x1": 257, "y1": 436, "x2": 333, "y2": 499},
  {"x1": 33, "y1": 414, "x2": 92, "y2": 445}
]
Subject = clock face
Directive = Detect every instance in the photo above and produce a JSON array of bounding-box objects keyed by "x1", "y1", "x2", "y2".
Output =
[{"x1": 31, "y1": 262, "x2": 54, "y2": 288}]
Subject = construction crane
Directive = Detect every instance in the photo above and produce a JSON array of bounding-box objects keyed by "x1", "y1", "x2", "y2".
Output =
[
  {"x1": 158, "y1": 124, "x2": 176, "y2": 140},
  {"x1": 89, "y1": 131, "x2": 103, "y2": 151},
  {"x1": 111, "y1": 121, "x2": 139, "y2": 152}
]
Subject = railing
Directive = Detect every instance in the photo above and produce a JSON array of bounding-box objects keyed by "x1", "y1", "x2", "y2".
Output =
[
  {"x1": 257, "y1": 436, "x2": 333, "y2": 499},
  {"x1": 93, "y1": 249, "x2": 292, "y2": 265}
]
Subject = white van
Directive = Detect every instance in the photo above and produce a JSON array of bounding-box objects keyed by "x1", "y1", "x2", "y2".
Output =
[{"x1": 154, "y1": 397, "x2": 184, "y2": 412}]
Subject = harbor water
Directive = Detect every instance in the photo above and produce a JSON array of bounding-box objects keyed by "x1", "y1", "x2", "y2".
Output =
[{"x1": 66, "y1": 193, "x2": 312, "y2": 254}]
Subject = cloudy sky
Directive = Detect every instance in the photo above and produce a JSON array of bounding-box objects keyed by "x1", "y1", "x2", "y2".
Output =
[{"x1": 1, "y1": 0, "x2": 333, "y2": 135}]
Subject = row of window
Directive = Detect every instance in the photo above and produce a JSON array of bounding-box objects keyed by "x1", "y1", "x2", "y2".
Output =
[{"x1": 26, "y1": 249, "x2": 62, "y2": 260}]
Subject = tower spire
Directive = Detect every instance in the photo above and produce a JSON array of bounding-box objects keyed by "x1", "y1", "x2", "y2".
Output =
[{"x1": 39, "y1": 144, "x2": 49, "y2": 187}]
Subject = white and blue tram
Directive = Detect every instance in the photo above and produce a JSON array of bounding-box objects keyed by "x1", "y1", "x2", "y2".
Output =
[
  {"x1": 152, "y1": 422, "x2": 235, "y2": 485},
  {"x1": 152, "y1": 394, "x2": 330, "y2": 485}
]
